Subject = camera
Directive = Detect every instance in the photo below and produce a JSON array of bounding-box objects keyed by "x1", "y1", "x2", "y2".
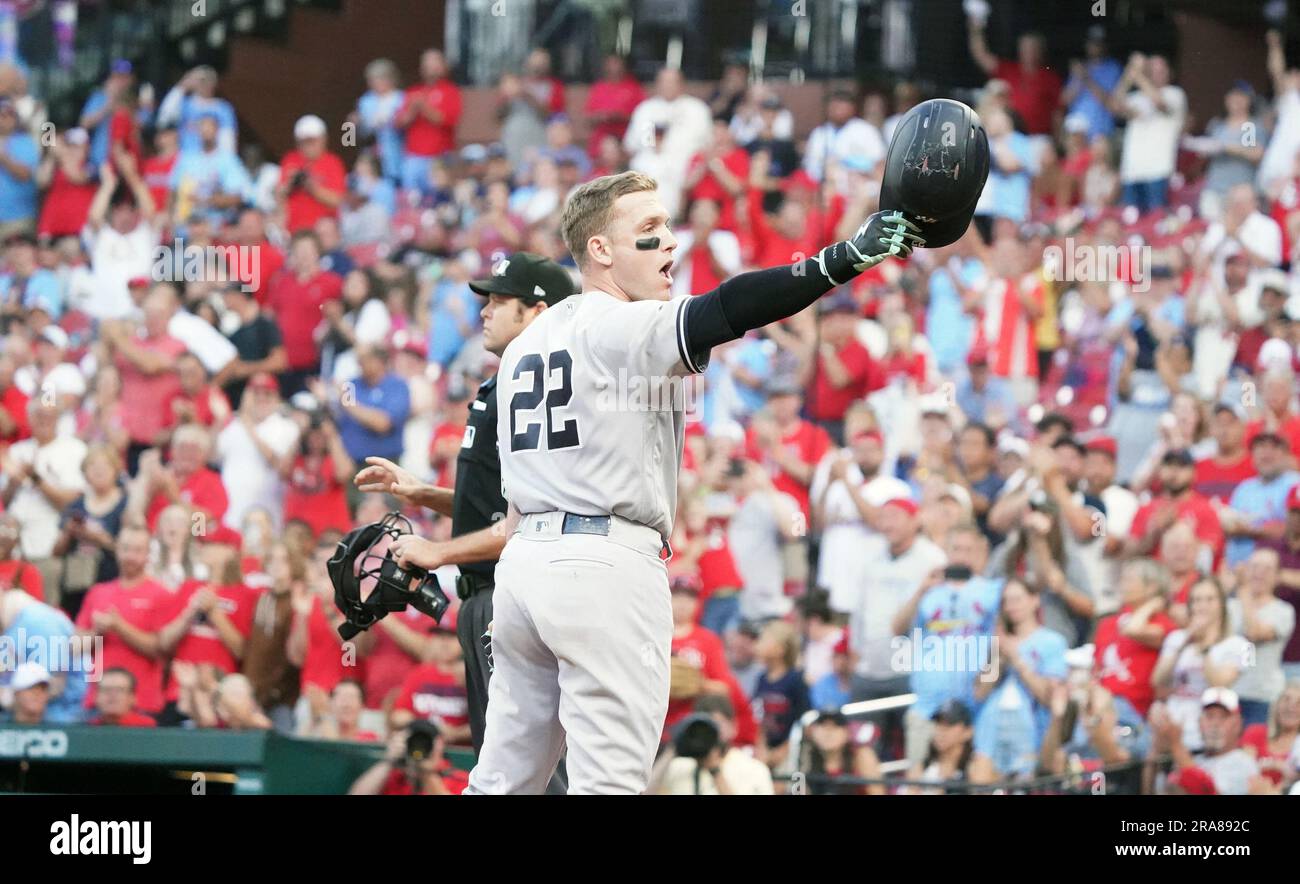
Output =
[
  {"x1": 405, "y1": 720, "x2": 442, "y2": 761},
  {"x1": 288, "y1": 169, "x2": 309, "y2": 191},
  {"x1": 673, "y1": 713, "x2": 721, "y2": 761}
]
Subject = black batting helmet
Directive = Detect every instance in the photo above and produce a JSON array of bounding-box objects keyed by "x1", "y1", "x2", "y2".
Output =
[{"x1": 879, "y1": 99, "x2": 990, "y2": 248}]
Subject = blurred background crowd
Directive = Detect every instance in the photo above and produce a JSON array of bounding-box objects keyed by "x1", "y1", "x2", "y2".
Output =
[{"x1": 0, "y1": 0, "x2": 1299, "y2": 796}]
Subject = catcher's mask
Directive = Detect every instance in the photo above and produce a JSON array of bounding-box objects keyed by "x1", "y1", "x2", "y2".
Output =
[
  {"x1": 327, "y1": 512, "x2": 450, "y2": 640},
  {"x1": 879, "y1": 98, "x2": 990, "y2": 248}
]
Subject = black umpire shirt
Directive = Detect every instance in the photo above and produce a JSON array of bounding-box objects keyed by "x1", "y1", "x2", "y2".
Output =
[{"x1": 451, "y1": 375, "x2": 506, "y2": 579}]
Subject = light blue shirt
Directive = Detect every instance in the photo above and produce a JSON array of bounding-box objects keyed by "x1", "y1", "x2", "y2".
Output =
[
  {"x1": 926, "y1": 258, "x2": 983, "y2": 374},
  {"x1": 427, "y1": 278, "x2": 482, "y2": 368},
  {"x1": 336, "y1": 373, "x2": 411, "y2": 463},
  {"x1": 982, "y1": 132, "x2": 1037, "y2": 223},
  {"x1": 170, "y1": 148, "x2": 252, "y2": 223},
  {"x1": 1065, "y1": 58, "x2": 1123, "y2": 138},
  {"x1": 0, "y1": 131, "x2": 39, "y2": 223},
  {"x1": 2, "y1": 602, "x2": 87, "y2": 724},
  {"x1": 910, "y1": 576, "x2": 1004, "y2": 718},
  {"x1": 0, "y1": 269, "x2": 64, "y2": 318},
  {"x1": 730, "y1": 336, "x2": 774, "y2": 417},
  {"x1": 80, "y1": 89, "x2": 154, "y2": 167},
  {"x1": 1226, "y1": 471, "x2": 1300, "y2": 566},
  {"x1": 357, "y1": 90, "x2": 405, "y2": 181},
  {"x1": 973, "y1": 626, "x2": 1068, "y2": 776}
]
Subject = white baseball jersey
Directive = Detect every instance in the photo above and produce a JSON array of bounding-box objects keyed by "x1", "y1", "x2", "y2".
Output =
[{"x1": 496, "y1": 290, "x2": 705, "y2": 540}]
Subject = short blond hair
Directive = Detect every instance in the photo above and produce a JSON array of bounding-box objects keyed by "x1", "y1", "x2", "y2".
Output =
[{"x1": 560, "y1": 171, "x2": 658, "y2": 268}]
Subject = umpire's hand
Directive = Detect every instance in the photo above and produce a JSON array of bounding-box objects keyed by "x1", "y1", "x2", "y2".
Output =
[
  {"x1": 355, "y1": 456, "x2": 424, "y2": 503},
  {"x1": 389, "y1": 535, "x2": 445, "y2": 571}
]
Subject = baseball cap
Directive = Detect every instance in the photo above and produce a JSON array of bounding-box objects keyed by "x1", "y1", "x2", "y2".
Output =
[
  {"x1": 110, "y1": 58, "x2": 134, "y2": 76},
  {"x1": 1250, "y1": 430, "x2": 1287, "y2": 449},
  {"x1": 199, "y1": 525, "x2": 243, "y2": 548},
  {"x1": 460, "y1": 143, "x2": 488, "y2": 163},
  {"x1": 126, "y1": 275, "x2": 151, "y2": 289},
  {"x1": 1201, "y1": 687, "x2": 1240, "y2": 713},
  {"x1": 882, "y1": 497, "x2": 919, "y2": 517},
  {"x1": 670, "y1": 574, "x2": 702, "y2": 596},
  {"x1": 1085, "y1": 435, "x2": 1118, "y2": 459},
  {"x1": 248, "y1": 372, "x2": 279, "y2": 393},
  {"x1": 998, "y1": 435, "x2": 1029, "y2": 458},
  {"x1": 469, "y1": 252, "x2": 576, "y2": 307},
  {"x1": 848, "y1": 428, "x2": 884, "y2": 446},
  {"x1": 1258, "y1": 268, "x2": 1289, "y2": 296},
  {"x1": 64, "y1": 127, "x2": 89, "y2": 146},
  {"x1": 764, "y1": 376, "x2": 802, "y2": 397},
  {"x1": 293, "y1": 114, "x2": 327, "y2": 141},
  {"x1": 812, "y1": 707, "x2": 849, "y2": 727},
  {"x1": 819, "y1": 288, "x2": 858, "y2": 315},
  {"x1": 1161, "y1": 448, "x2": 1195, "y2": 467},
  {"x1": 1213, "y1": 402, "x2": 1248, "y2": 421},
  {"x1": 37, "y1": 325, "x2": 70, "y2": 350},
  {"x1": 966, "y1": 344, "x2": 990, "y2": 367},
  {"x1": 10, "y1": 661, "x2": 51, "y2": 692},
  {"x1": 931, "y1": 699, "x2": 972, "y2": 726},
  {"x1": 759, "y1": 93, "x2": 784, "y2": 110},
  {"x1": 1063, "y1": 113, "x2": 1090, "y2": 135}
]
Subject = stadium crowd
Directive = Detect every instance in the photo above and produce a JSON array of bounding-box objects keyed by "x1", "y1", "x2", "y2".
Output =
[{"x1": 1, "y1": 12, "x2": 1300, "y2": 796}]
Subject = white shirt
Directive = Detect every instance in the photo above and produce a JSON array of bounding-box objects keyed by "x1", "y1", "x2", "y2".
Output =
[
  {"x1": 1259, "y1": 87, "x2": 1300, "y2": 191},
  {"x1": 169, "y1": 310, "x2": 238, "y2": 375},
  {"x1": 1159, "y1": 630, "x2": 1252, "y2": 750},
  {"x1": 1, "y1": 435, "x2": 87, "y2": 558},
  {"x1": 660, "y1": 749, "x2": 775, "y2": 795},
  {"x1": 215, "y1": 412, "x2": 300, "y2": 531},
  {"x1": 85, "y1": 222, "x2": 156, "y2": 321},
  {"x1": 1199, "y1": 215, "x2": 1285, "y2": 308},
  {"x1": 1094, "y1": 484, "x2": 1139, "y2": 616},
  {"x1": 624, "y1": 94, "x2": 713, "y2": 176},
  {"x1": 669, "y1": 229, "x2": 742, "y2": 299},
  {"x1": 809, "y1": 456, "x2": 912, "y2": 613},
  {"x1": 804, "y1": 117, "x2": 886, "y2": 187},
  {"x1": 851, "y1": 535, "x2": 947, "y2": 679},
  {"x1": 1119, "y1": 86, "x2": 1187, "y2": 183}
]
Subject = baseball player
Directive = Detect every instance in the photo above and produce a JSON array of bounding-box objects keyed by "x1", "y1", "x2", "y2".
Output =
[
  {"x1": 462, "y1": 171, "x2": 931, "y2": 795},
  {"x1": 354, "y1": 253, "x2": 576, "y2": 758}
]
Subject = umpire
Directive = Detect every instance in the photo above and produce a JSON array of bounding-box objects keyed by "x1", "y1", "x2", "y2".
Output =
[{"x1": 356, "y1": 253, "x2": 576, "y2": 755}]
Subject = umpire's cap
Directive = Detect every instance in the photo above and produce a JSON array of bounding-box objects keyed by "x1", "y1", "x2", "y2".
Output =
[
  {"x1": 469, "y1": 252, "x2": 577, "y2": 307},
  {"x1": 878, "y1": 98, "x2": 990, "y2": 248}
]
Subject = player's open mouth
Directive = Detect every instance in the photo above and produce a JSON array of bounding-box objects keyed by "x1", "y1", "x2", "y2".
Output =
[{"x1": 659, "y1": 261, "x2": 672, "y2": 283}]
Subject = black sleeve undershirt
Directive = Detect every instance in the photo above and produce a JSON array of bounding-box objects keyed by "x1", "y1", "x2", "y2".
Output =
[{"x1": 682, "y1": 243, "x2": 860, "y2": 357}]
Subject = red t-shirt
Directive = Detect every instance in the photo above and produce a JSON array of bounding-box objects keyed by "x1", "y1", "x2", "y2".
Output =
[
  {"x1": 1194, "y1": 454, "x2": 1257, "y2": 505},
  {"x1": 1129, "y1": 493, "x2": 1226, "y2": 567},
  {"x1": 401, "y1": 80, "x2": 462, "y2": 157},
  {"x1": 686, "y1": 148, "x2": 751, "y2": 231},
  {"x1": 91, "y1": 711, "x2": 157, "y2": 727},
  {"x1": 162, "y1": 580, "x2": 256, "y2": 702},
  {"x1": 109, "y1": 107, "x2": 142, "y2": 171},
  {"x1": 745, "y1": 420, "x2": 833, "y2": 518},
  {"x1": 76, "y1": 577, "x2": 171, "y2": 714},
  {"x1": 267, "y1": 269, "x2": 343, "y2": 370},
  {"x1": 165, "y1": 385, "x2": 227, "y2": 430},
  {"x1": 360, "y1": 606, "x2": 438, "y2": 710},
  {"x1": 283, "y1": 454, "x2": 353, "y2": 539},
  {"x1": 301, "y1": 594, "x2": 349, "y2": 694},
  {"x1": 1171, "y1": 570, "x2": 1202, "y2": 607},
  {"x1": 279, "y1": 150, "x2": 347, "y2": 233},
  {"x1": 236, "y1": 239, "x2": 283, "y2": 305},
  {"x1": 697, "y1": 528, "x2": 743, "y2": 607},
  {"x1": 144, "y1": 467, "x2": 229, "y2": 531},
  {"x1": 394, "y1": 662, "x2": 469, "y2": 733},
  {"x1": 142, "y1": 152, "x2": 178, "y2": 218},
  {"x1": 116, "y1": 334, "x2": 186, "y2": 445},
  {"x1": 994, "y1": 59, "x2": 1062, "y2": 135},
  {"x1": 379, "y1": 762, "x2": 469, "y2": 795},
  {"x1": 583, "y1": 76, "x2": 644, "y2": 156},
  {"x1": 429, "y1": 421, "x2": 466, "y2": 488},
  {"x1": 1, "y1": 383, "x2": 30, "y2": 447},
  {"x1": 1093, "y1": 605, "x2": 1176, "y2": 717},
  {"x1": 36, "y1": 165, "x2": 97, "y2": 238},
  {"x1": 1240, "y1": 723, "x2": 1296, "y2": 786},
  {"x1": 808, "y1": 338, "x2": 884, "y2": 422},
  {"x1": 745, "y1": 190, "x2": 845, "y2": 269},
  {"x1": 667, "y1": 625, "x2": 759, "y2": 748},
  {"x1": 0, "y1": 559, "x2": 44, "y2": 601}
]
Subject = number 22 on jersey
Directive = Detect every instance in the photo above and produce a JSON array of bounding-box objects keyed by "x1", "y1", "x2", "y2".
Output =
[{"x1": 508, "y1": 349, "x2": 582, "y2": 453}]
